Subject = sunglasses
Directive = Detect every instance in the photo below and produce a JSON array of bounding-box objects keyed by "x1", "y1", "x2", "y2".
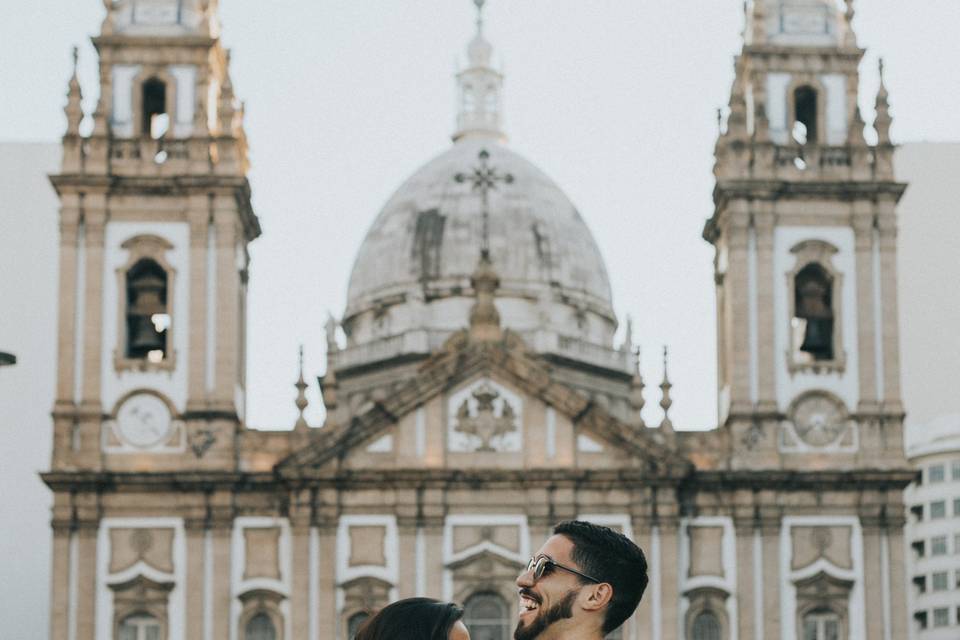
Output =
[{"x1": 524, "y1": 554, "x2": 602, "y2": 584}]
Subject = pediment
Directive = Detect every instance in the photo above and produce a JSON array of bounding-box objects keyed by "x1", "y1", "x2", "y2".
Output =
[{"x1": 278, "y1": 331, "x2": 690, "y2": 478}]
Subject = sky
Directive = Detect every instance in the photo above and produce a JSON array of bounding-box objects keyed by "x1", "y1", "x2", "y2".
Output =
[{"x1": 2, "y1": 0, "x2": 960, "y2": 433}]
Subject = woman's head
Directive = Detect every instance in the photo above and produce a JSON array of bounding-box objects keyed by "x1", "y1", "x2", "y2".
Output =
[{"x1": 354, "y1": 598, "x2": 468, "y2": 640}]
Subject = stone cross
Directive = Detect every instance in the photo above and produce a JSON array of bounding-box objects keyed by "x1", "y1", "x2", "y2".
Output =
[{"x1": 454, "y1": 148, "x2": 514, "y2": 260}]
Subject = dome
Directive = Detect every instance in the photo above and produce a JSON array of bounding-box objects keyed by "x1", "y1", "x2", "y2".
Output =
[{"x1": 344, "y1": 137, "x2": 616, "y2": 350}]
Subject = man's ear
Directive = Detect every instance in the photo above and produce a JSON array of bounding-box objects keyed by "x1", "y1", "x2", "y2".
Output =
[{"x1": 579, "y1": 582, "x2": 614, "y2": 613}]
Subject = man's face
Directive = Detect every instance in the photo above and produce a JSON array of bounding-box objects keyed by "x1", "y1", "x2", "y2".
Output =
[{"x1": 514, "y1": 534, "x2": 590, "y2": 640}]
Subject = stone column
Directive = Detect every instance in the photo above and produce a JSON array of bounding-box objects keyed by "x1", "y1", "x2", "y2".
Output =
[
  {"x1": 290, "y1": 509, "x2": 311, "y2": 640},
  {"x1": 186, "y1": 202, "x2": 210, "y2": 412},
  {"x1": 49, "y1": 524, "x2": 72, "y2": 640},
  {"x1": 210, "y1": 521, "x2": 233, "y2": 640},
  {"x1": 760, "y1": 517, "x2": 781, "y2": 639},
  {"x1": 754, "y1": 205, "x2": 777, "y2": 413},
  {"x1": 55, "y1": 199, "x2": 81, "y2": 406},
  {"x1": 212, "y1": 201, "x2": 239, "y2": 411},
  {"x1": 886, "y1": 517, "x2": 908, "y2": 640},
  {"x1": 316, "y1": 523, "x2": 338, "y2": 640},
  {"x1": 657, "y1": 521, "x2": 680, "y2": 640},
  {"x1": 724, "y1": 205, "x2": 753, "y2": 416},
  {"x1": 75, "y1": 523, "x2": 99, "y2": 640},
  {"x1": 851, "y1": 207, "x2": 878, "y2": 411},
  {"x1": 876, "y1": 204, "x2": 903, "y2": 413},
  {"x1": 80, "y1": 202, "x2": 106, "y2": 409},
  {"x1": 630, "y1": 514, "x2": 652, "y2": 640},
  {"x1": 861, "y1": 517, "x2": 884, "y2": 640},
  {"x1": 184, "y1": 519, "x2": 206, "y2": 640},
  {"x1": 734, "y1": 520, "x2": 757, "y2": 640}
]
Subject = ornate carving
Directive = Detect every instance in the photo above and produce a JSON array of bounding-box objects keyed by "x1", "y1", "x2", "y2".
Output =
[
  {"x1": 189, "y1": 428, "x2": 216, "y2": 458},
  {"x1": 454, "y1": 382, "x2": 517, "y2": 452}
]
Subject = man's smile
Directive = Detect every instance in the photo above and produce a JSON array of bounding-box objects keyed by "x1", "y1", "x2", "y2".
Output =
[{"x1": 518, "y1": 588, "x2": 541, "y2": 619}]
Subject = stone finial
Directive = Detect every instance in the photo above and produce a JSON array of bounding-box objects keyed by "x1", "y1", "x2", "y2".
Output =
[
  {"x1": 629, "y1": 347, "x2": 646, "y2": 428},
  {"x1": 294, "y1": 345, "x2": 309, "y2": 431},
  {"x1": 468, "y1": 251, "x2": 502, "y2": 342},
  {"x1": 621, "y1": 314, "x2": 635, "y2": 353},
  {"x1": 659, "y1": 346, "x2": 674, "y2": 432},
  {"x1": 65, "y1": 46, "x2": 83, "y2": 136},
  {"x1": 325, "y1": 313, "x2": 340, "y2": 354},
  {"x1": 843, "y1": 0, "x2": 858, "y2": 47},
  {"x1": 874, "y1": 57, "x2": 892, "y2": 144}
]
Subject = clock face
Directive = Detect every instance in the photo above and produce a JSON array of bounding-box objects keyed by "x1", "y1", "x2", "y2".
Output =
[
  {"x1": 132, "y1": 0, "x2": 181, "y2": 25},
  {"x1": 792, "y1": 393, "x2": 845, "y2": 447},
  {"x1": 116, "y1": 393, "x2": 173, "y2": 448}
]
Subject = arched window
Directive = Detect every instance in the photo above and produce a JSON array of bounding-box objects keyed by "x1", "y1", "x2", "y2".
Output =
[
  {"x1": 347, "y1": 612, "x2": 370, "y2": 639},
  {"x1": 126, "y1": 258, "x2": 169, "y2": 362},
  {"x1": 142, "y1": 78, "x2": 168, "y2": 139},
  {"x1": 244, "y1": 613, "x2": 276, "y2": 640},
  {"x1": 692, "y1": 610, "x2": 722, "y2": 640},
  {"x1": 793, "y1": 85, "x2": 818, "y2": 144},
  {"x1": 463, "y1": 593, "x2": 510, "y2": 640},
  {"x1": 802, "y1": 610, "x2": 841, "y2": 640},
  {"x1": 118, "y1": 613, "x2": 161, "y2": 640},
  {"x1": 794, "y1": 263, "x2": 834, "y2": 361}
]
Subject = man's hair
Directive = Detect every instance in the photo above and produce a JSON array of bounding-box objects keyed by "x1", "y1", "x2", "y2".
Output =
[{"x1": 553, "y1": 520, "x2": 648, "y2": 634}]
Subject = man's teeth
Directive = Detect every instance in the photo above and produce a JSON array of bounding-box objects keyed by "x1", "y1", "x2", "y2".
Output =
[{"x1": 519, "y1": 596, "x2": 539, "y2": 612}]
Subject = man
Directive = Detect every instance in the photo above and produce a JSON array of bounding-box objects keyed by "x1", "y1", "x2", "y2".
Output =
[{"x1": 515, "y1": 520, "x2": 648, "y2": 640}]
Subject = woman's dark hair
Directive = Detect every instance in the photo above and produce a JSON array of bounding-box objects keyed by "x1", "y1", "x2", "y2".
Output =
[{"x1": 354, "y1": 597, "x2": 464, "y2": 640}]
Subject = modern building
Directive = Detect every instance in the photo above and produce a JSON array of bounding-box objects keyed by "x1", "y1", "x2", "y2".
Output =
[
  {"x1": 904, "y1": 419, "x2": 960, "y2": 639},
  {"x1": 40, "y1": 1, "x2": 920, "y2": 640}
]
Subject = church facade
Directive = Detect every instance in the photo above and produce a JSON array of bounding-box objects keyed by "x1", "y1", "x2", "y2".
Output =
[{"x1": 43, "y1": 2, "x2": 913, "y2": 640}]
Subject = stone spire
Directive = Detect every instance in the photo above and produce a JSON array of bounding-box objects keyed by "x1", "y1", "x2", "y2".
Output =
[
  {"x1": 293, "y1": 346, "x2": 309, "y2": 431},
  {"x1": 658, "y1": 346, "x2": 674, "y2": 433},
  {"x1": 452, "y1": 0, "x2": 506, "y2": 143},
  {"x1": 629, "y1": 347, "x2": 646, "y2": 428},
  {"x1": 321, "y1": 315, "x2": 339, "y2": 420},
  {"x1": 874, "y1": 58, "x2": 892, "y2": 145},
  {"x1": 64, "y1": 47, "x2": 83, "y2": 137}
]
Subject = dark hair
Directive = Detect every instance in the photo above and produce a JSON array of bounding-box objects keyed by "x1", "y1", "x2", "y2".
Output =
[
  {"x1": 354, "y1": 597, "x2": 464, "y2": 640},
  {"x1": 553, "y1": 520, "x2": 648, "y2": 634}
]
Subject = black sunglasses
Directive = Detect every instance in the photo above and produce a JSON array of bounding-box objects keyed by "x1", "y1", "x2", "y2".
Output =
[{"x1": 525, "y1": 554, "x2": 602, "y2": 584}]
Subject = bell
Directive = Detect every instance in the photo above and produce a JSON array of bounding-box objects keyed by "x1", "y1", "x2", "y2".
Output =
[
  {"x1": 130, "y1": 316, "x2": 165, "y2": 353},
  {"x1": 800, "y1": 317, "x2": 833, "y2": 360},
  {"x1": 129, "y1": 273, "x2": 166, "y2": 316}
]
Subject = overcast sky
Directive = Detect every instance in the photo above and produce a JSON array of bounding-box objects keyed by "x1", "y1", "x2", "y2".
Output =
[{"x1": 2, "y1": 0, "x2": 959, "y2": 432}]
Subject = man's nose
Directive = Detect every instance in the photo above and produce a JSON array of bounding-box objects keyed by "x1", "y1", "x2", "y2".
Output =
[{"x1": 516, "y1": 565, "x2": 535, "y2": 588}]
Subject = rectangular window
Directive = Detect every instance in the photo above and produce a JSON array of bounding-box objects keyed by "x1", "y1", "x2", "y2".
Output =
[
  {"x1": 932, "y1": 571, "x2": 949, "y2": 591},
  {"x1": 931, "y1": 500, "x2": 946, "y2": 519},
  {"x1": 952, "y1": 460, "x2": 960, "y2": 480},
  {"x1": 955, "y1": 533, "x2": 960, "y2": 554},
  {"x1": 930, "y1": 464, "x2": 946, "y2": 483},
  {"x1": 932, "y1": 536, "x2": 948, "y2": 556},
  {"x1": 955, "y1": 569, "x2": 960, "y2": 589},
  {"x1": 933, "y1": 608, "x2": 949, "y2": 628},
  {"x1": 954, "y1": 497, "x2": 960, "y2": 517}
]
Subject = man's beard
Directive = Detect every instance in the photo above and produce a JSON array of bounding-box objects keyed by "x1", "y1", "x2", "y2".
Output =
[{"x1": 513, "y1": 589, "x2": 578, "y2": 640}]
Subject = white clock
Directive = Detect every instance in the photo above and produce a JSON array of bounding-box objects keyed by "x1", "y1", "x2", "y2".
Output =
[
  {"x1": 792, "y1": 393, "x2": 845, "y2": 448},
  {"x1": 116, "y1": 393, "x2": 173, "y2": 449}
]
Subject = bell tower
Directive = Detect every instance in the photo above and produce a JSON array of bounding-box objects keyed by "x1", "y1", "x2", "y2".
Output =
[
  {"x1": 50, "y1": 0, "x2": 260, "y2": 472},
  {"x1": 705, "y1": 0, "x2": 906, "y2": 467}
]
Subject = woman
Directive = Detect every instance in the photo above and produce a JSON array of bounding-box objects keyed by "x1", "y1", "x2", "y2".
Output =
[{"x1": 354, "y1": 598, "x2": 469, "y2": 640}]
